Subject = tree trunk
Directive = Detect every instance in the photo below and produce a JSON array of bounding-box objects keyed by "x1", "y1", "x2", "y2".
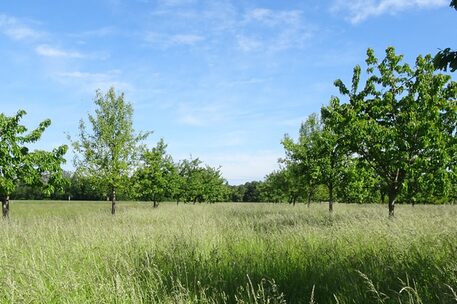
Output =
[
  {"x1": 2, "y1": 195, "x2": 10, "y2": 218},
  {"x1": 388, "y1": 190, "x2": 396, "y2": 217},
  {"x1": 328, "y1": 183, "x2": 334, "y2": 213},
  {"x1": 111, "y1": 189, "x2": 116, "y2": 215},
  {"x1": 307, "y1": 192, "x2": 311, "y2": 207},
  {"x1": 153, "y1": 201, "x2": 159, "y2": 208}
]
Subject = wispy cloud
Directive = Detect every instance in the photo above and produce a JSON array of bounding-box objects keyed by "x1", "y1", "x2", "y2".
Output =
[
  {"x1": 144, "y1": 5, "x2": 314, "y2": 53},
  {"x1": 145, "y1": 32, "x2": 204, "y2": 47},
  {"x1": 0, "y1": 14, "x2": 44, "y2": 41},
  {"x1": 199, "y1": 151, "x2": 282, "y2": 184},
  {"x1": 35, "y1": 45, "x2": 85, "y2": 58},
  {"x1": 237, "y1": 8, "x2": 314, "y2": 52},
  {"x1": 57, "y1": 70, "x2": 132, "y2": 93},
  {"x1": 158, "y1": 0, "x2": 196, "y2": 7},
  {"x1": 175, "y1": 101, "x2": 229, "y2": 127},
  {"x1": 332, "y1": 0, "x2": 448, "y2": 24}
]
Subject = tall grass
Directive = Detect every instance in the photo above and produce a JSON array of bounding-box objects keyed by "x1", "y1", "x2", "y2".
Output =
[{"x1": 0, "y1": 201, "x2": 456, "y2": 303}]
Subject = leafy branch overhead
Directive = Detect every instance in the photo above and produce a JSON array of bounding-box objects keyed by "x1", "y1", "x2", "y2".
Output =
[{"x1": 433, "y1": 1, "x2": 457, "y2": 72}]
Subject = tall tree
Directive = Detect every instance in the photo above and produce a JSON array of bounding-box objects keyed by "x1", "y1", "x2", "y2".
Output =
[
  {"x1": 0, "y1": 110, "x2": 67, "y2": 217},
  {"x1": 71, "y1": 88, "x2": 149, "y2": 215},
  {"x1": 322, "y1": 47, "x2": 457, "y2": 216}
]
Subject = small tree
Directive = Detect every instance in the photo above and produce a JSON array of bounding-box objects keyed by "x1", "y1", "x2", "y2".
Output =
[
  {"x1": 283, "y1": 113, "x2": 346, "y2": 211},
  {"x1": 71, "y1": 87, "x2": 149, "y2": 215},
  {"x1": 132, "y1": 139, "x2": 176, "y2": 208},
  {"x1": 0, "y1": 110, "x2": 67, "y2": 217},
  {"x1": 322, "y1": 47, "x2": 457, "y2": 216},
  {"x1": 282, "y1": 114, "x2": 321, "y2": 206}
]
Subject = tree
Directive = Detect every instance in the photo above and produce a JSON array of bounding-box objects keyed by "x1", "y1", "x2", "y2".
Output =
[
  {"x1": 242, "y1": 181, "x2": 262, "y2": 202},
  {"x1": 433, "y1": 1, "x2": 457, "y2": 72},
  {"x1": 261, "y1": 170, "x2": 288, "y2": 203},
  {"x1": 71, "y1": 87, "x2": 149, "y2": 215},
  {"x1": 0, "y1": 110, "x2": 67, "y2": 217},
  {"x1": 283, "y1": 113, "x2": 346, "y2": 211},
  {"x1": 132, "y1": 139, "x2": 176, "y2": 208},
  {"x1": 282, "y1": 114, "x2": 321, "y2": 207},
  {"x1": 175, "y1": 157, "x2": 228, "y2": 204},
  {"x1": 322, "y1": 47, "x2": 457, "y2": 216}
]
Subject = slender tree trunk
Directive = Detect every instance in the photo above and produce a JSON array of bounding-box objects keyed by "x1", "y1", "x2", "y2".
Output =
[
  {"x1": 307, "y1": 192, "x2": 311, "y2": 207},
  {"x1": 153, "y1": 201, "x2": 158, "y2": 208},
  {"x1": 2, "y1": 195, "x2": 10, "y2": 218},
  {"x1": 329, "y1": 183, "x2": 334, "y2": 213},
  {"x1": 111, "y1": 189, "x2": 116, "y2": 215},
  {"x1": 388, "y1": 189, "x2": 396, "y2": 217}
]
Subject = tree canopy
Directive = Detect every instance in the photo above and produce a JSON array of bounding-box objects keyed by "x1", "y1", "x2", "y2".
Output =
[
  {"x1": 322, "y1": 47, "x2": 457, "y2": 216},
  {"x1": 0, "y1": 110, "x2": 67, "y2": 217},
  {"x1": 71, "y1": 87, "x2": 150, "y2": 214}
]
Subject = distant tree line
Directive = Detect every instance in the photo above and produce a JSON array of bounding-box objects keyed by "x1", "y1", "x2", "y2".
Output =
[{"x1": 11, "y1": 152, "x2": 230, "y2": 205}]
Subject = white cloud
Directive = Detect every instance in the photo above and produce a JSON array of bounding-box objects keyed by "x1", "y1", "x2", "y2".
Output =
[
  {"x1": 0, "y1": 14, "x2": 44, "y2": 41},
  {"x1": 200, "y1": 151, "x2": 282, "y2": 184},
  {"x1": 170, "y1": 34, "x2": 204, "y2": 45},
  {"x1": 176, "y1": 101, "x2": 228, "y2": 127},
  {"x1": 237, "y1": 8, "x2": 314, "y2": 52},
  {"x1": 145, "y1": 32, "x2": 204, "y2": 47},
  {"x1": 245, "y1": 8, "x2": 302, "y2": 27},
  {"x1": 236, "y1": 35, "x2": 262, "y2": 52},
  {"x1": 57, "y1": 70, "x2": 132, "y2": 93},
  {"x1": 35, "y1": 45, "x2": 85, "y2": 58},
  {"x1": 332, "y1": 0, "x2": 448, "y2": 24},
  {"x1": 158, "y1": 0, "x2": 196, "y2": 7}
]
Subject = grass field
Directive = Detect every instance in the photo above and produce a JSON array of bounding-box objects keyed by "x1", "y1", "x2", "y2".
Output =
[{"x1": 1, "y1": 201, "x2": 456, "y2": 303}]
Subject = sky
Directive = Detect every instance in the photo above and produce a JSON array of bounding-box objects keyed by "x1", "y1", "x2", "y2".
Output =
[{"x1": 0, "y1": 0, "x2": 456, "y2": 185}]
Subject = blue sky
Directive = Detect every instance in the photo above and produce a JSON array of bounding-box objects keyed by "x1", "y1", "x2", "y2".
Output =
[{"x1": 0, "y1": 0, "x2": 456, "y2": 184}]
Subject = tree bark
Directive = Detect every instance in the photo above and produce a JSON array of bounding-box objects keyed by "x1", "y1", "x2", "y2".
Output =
[
  {"x1": 2, "y1": 195, "x2": 10, "y2": 218},
  {"x1": 328, "y1": 183, "x2": 334, "y2": 213},
  {"x1": 111, "y1": 189, "x2": 116, "y2": 215},
  {"x1": 388, "y1": 189, "x2": 396, "y2": 217},
  {"x1": 153, "y1": 201, "x2": 158, "y2": 208}
]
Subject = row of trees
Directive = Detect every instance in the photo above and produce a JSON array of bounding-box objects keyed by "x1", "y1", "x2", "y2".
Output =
[
  {"x1": 2, "y1": 88, "x2": 229, "y2": 217},
  {"x1": 264, "y1": 47, "x2": 456, "y2": 216}
]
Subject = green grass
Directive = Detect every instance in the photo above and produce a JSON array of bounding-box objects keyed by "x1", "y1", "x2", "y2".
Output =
[{"x1": 1, "y1": 201, "x2": 457, "y2": 303}]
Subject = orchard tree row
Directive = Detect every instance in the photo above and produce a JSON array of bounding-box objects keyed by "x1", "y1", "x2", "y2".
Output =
[
  {"x1": 1, "y1": 88, "x2": 228, "y2": 217},
  {"x1": 264, "y1": 47, "x2": 456, "y2": 216}
]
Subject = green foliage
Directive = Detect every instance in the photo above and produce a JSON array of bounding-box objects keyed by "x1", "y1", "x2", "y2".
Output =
[
  {"x1": 0, "y1": 110, "x2": 67, "y2": 212},
  {"x1": 282, "y1": 113, "x2": 347, "y2": 210},
  {"x1": 282, "y1": 114, "x2": 322, "y2": 204},
  {"x1": 434, "y1": 48, "x2": 457, "y2": 72},
  {"x1": 322, "y1": 47, "x2": 457, "y2": 215},
  {"x1": 71, "y1": 87, "x2": 150, "y2": 212},
  {"x1": 176, "y1": 157, "x2": 228, "y2": 204},
  {"x1": 433, "y1": 2, "x2": 457, "y2": 72},
  {"x1": 132, "y1": 139, "x2": 176, "y2": 206}
]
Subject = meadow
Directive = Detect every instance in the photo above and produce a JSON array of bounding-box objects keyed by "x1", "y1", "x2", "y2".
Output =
[{"x1": 0, "y1": 201, "x2": 456, "y2": 304}]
